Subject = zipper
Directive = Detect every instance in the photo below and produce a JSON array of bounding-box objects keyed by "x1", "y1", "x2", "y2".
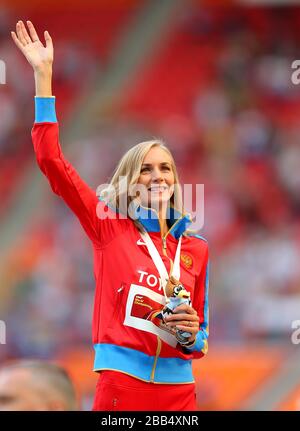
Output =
[
  {"x1": 117, "y1": 285, "x2": 125, "y2": 293},
  {"x1": 160, "y1": 215, "x2": 183, "y2": 255},
  {"x1": 108, "y1": 283, "x2": 125, "y2": 329},
  {"x1": 139, "y1": 203, "x2": 187, "y2": 292},
  {"x1": 138, "y1": 202, "x2": 186, "y2": 257},
  {"x1": 148, "y1": 210, "x2": 186, "y2": 381},
  {"x1": 160, "y1": 216, "x2": 183, "y2": 274},
  {"x1": 150, "y1": 336, "x2": 162, "y2": 382}
]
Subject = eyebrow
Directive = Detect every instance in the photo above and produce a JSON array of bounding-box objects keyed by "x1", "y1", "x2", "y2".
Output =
[{"x1": 141, "y1": 162, "x2": 171, "y2": 167}]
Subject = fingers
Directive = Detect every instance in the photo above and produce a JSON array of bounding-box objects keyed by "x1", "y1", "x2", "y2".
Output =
[
  {"x1": 176, "y1": 324, "x2": 196, "y2": 331},
  {"x1": 164, "y1": 305, "x2": 200, "y2": 341},
  {"x1": 13, "y1": 20, "x2": 42, "y2": 47},
  {"x1": 15, "y1": 22, "x2": 27, "y2": 46},
  {"x1": 165, "y1": 317, "x2": 199, "y2": 335},
  {"x1": 14, "y1": 21, "x2": 31, "y2": 46},
  {"x1": 173, "y1": 304, "x2": 197, "y2": 314},
  {"x1": 175, "y1": 320, "x2": 197, "y2": 328},
  {"x1": 167, "y1": 322, "x2": 199, "y2": 332},
  {"x1": 11, "y1": 31, "x2": 24, "y2": 51},
  {"x1": 19, "y1": 21, "x2": 32, "y2": 44},
  {"x1": 26, "y1": 20, "x2": 40, "y2": 42},
  {"x1": 44, "y1": 30, "x2": 53, "y2": 49},
  {"x1": 165, "y1": 313, "x2": 199, "y2": 324},
  {"x1": 165, "y1": 309, "x2": 199, "y2": 337}
]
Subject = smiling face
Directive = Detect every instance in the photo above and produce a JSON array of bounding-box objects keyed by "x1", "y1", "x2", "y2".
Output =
[{"x1": 136, "y1": 146, "x2": 175, "y2": 209}]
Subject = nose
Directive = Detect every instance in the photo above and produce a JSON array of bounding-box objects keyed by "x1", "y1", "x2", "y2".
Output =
[{"x1": 151, "y1": 167, "x2": 163, "y2": 182}]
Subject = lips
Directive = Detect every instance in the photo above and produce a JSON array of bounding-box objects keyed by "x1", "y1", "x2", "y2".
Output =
[{"x1": 148, "y1": 185, "x2": 168, "y2": 192}]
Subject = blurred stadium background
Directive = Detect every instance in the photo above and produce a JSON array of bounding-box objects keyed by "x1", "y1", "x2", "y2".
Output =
[{"x1": 1, "y1": 0, "x2": 300, "y2": 410}]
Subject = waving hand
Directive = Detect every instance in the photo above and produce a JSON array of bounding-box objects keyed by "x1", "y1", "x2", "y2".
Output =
[{"x1": 11, "y1": 20, "x2": 53, "y2": 72}]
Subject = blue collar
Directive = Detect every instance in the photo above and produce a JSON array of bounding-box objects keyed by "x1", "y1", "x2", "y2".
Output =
[
  {"x1": 134, "y1": 205, "x2": 192, "y2": 239},
  {"x1": 98, "y1": 196, "x2": 192, "y2": 239}
]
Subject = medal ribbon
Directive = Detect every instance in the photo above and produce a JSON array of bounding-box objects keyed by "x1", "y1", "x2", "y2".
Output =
[{"x1": 140, "y1": 231, "x2": 182, "y2": 301}]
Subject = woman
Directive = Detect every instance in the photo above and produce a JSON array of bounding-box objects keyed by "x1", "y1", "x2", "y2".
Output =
[{"x1": 11, "y1": 20, "x2": 209, "y2": 411}]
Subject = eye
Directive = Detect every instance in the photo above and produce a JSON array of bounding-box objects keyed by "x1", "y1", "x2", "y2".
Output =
[
  {"x1": 141, "y1": 167, "x2": 151, "y2": 173},
  {"x1": 174, "y1": 286, "x2": 181, "y2": 295},
  {"x1": 162, "y1": 166, "x2": 171, "y2": 171}
]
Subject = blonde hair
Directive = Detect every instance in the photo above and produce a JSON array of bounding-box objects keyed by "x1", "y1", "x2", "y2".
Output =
[{"x1": 99, "y1": 139, "x2": 185, "y2": 232}]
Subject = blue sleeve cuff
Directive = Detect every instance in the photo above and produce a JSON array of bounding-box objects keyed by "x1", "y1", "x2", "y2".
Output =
[
  {"x1": 34, "y1": 96, "x2": 57, "y2": 123},
  {"x1": 183, "y1": 330, "x2": 208, "y2": 353}
]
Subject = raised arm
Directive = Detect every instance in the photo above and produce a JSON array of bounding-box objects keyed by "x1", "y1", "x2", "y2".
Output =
[{"x1": 11, "y1": 21, "x2": 101, "y2": 245}]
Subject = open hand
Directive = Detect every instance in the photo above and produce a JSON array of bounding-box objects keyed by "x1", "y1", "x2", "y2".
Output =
[{"x1": 11, "y1": 20, "x2": 53, "y2": 72}]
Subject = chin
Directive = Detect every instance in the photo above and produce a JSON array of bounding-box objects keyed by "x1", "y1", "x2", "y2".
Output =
[
  {"x1": 149, "y1": 192, "x2": 170, "y2": 202},
  {"x1": 146, "y1": 197, "x2": 171, "y2": 210}
]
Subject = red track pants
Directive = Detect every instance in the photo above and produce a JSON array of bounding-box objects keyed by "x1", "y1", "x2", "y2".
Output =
[{"x1": 92, "y1": 370, "x2": 197, "y2": 411}]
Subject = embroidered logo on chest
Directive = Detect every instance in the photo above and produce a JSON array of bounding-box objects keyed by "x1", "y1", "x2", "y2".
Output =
[{"x1": 180, "y1": 254, "x2": 193, "y2": 269}]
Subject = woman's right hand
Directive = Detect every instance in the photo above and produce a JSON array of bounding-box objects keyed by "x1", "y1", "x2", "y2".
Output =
[{"x1": 11, "y1": 20, "x2": 53, "y2": 73}]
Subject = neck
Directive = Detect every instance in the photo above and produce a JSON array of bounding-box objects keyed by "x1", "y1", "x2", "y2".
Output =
[
  {"x1": 159, "y1": 218, "x2": 168, "y2": 237},
  {"x1": 142, "y1": 201, "x2": 169, "y2": 236},
  {"x1": 158, "y1": 205, "x2": 168, "y2": 236}
]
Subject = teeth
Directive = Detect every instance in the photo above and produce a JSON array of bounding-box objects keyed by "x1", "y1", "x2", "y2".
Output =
[
  {"x1": 148, "y1": 186, "x2": 167, "y2": 191},
  {"x1": 148, "y1": 186, "x2": 168, "y2": 191}
]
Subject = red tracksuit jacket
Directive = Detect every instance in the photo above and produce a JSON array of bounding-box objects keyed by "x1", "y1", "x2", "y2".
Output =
[{"x1": 31, "y1": 96, "x2": 209, "y2": 384}]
